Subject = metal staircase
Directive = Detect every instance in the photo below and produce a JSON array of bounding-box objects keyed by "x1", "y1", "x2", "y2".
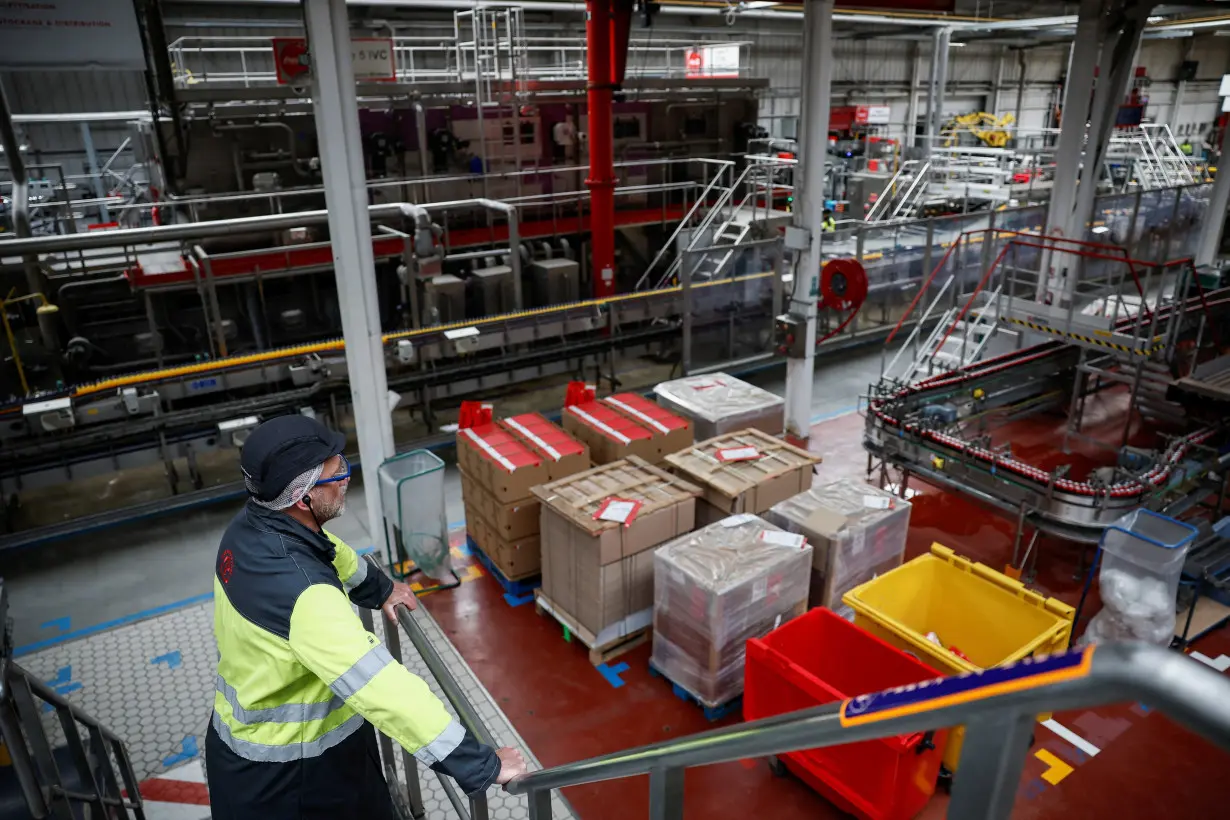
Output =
[
  {"x1": 0, "y1": 581, "x2": 147, "y2": 819},
  {"x1": 1114, "y1": 124, "x2": 1198, "y2": 189},
  {"x1": 636, "y1": 156, "x2": 793, "y2": 291},
  {"x1": 882, "y1": 275, "x2": 1007, "y2": 384},
  {"x1": 866, "y1": 160, "x2": 932, "y2": 223},
  {"x1": 506, "y1": 642, "x2": 1230, "y2": 820}
]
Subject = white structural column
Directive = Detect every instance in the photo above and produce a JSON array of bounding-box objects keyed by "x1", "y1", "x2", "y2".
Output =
[
  {"x1": 1043, "y1": 0, "x2": 1104, "y2": 266},
  {"x1": 1196, "y1": 123, "x2": 1230, "y2": 268},
  {"x1": 1043, "y1": 0, "x2": 1152, "y2": 303},
  {"x1": 923, "y1": 27, "x2": 951, "y2": 157},
  {"x1": 304, "y1": 0, "x2": 395, "y2": 545},
  {"x1": 783, "y1": 0, "x2": 835, "y2": 444}
]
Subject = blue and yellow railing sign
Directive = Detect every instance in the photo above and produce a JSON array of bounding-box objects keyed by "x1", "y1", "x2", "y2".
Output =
[{"x1": 840, "y1": 646, "x2": 1096, "y2": 727}]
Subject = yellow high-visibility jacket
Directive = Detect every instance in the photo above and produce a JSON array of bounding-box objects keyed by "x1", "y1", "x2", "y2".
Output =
[{"x1": 206, "y1": 501, "x2": 498, "y2": 819}]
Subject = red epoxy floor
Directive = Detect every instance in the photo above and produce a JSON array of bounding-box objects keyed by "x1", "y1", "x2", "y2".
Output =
[{"x1": 422, "y1": 402, "x2": 1230, "y2": 819}]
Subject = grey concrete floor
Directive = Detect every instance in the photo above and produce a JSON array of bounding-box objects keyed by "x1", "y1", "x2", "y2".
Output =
[{"x1": 6, "y1": 345, "x2": 889, "y2": 652}]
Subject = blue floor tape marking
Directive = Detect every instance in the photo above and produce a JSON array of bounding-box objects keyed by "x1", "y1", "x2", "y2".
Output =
[
  {"x1": 597, "y1": 662, "x2": 629, "y2": 689},
  {"x1": 151, "y1": 650, "x2": 183, "y2": 670},
  {"x1": 809, "y1": 404, "x2": 859, "y2": 426},
  {"x1": 40, "y1": 616, "x2": 71, "y2": 632},
  {"x1": 504, "y1": 592, "x2": 535, "y2": 607},
  {"x1": 163, "y1": 736, "x2": 200, "y2": 768},
  {"x1": 15, "y1": 592, "x2": 216, "y2": 658},
  {"x1": 42, "y1": 666, "x2": 83, "y2": 712},
  {"x1": 1020, "y1": 776, "x2": 1048, "y2": 801}
]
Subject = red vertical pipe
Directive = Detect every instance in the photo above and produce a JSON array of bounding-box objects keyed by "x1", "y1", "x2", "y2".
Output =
[{"x1": 586, "y1": 0, "x2": 616, "y2": 298}]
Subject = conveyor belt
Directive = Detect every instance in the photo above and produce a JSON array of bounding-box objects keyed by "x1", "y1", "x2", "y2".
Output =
[
  {"x1": 868, "y1": 289, "x2": 1230, "y2": 502},
  {"x1": 1, "y1": 271, "x2": 775, "y2": 415}
]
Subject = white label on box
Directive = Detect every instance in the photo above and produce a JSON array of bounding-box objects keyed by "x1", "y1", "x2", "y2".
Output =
[
  {"x1": 752, "y1": 578, "x2": 768, "y2": 603},
  {"x1": 759, "y1": 531, "x2": 807, "y2": 549},
  {"x1": 597, "y1": 499, "x2": 637, "y2": 524},
  {"x1": 720, "y1": 513, "x2": 758, "y2": 528},
  {"x1": 852, "y1": 527, "x2": 866, "y2": 555},
  {"x1": 863, "y1": 494, "x2": 891, "y2": 510},
  {"x1": 773, "y1": 614, "x2": 782, "y2": 630},
  {"x1": 503, "y1": 417, "x2": 561, "y2": 461},
  {"x1": 716, "y1": 446, "x2": 761, "y2": 462},
  {"x1": 605, "y1": 397, "x2": 670, "y2": 434}
]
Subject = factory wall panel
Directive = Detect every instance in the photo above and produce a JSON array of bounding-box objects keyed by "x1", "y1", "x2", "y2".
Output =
[{"x1": 0, "y1": 71, "x2": 148, "y2": 179}]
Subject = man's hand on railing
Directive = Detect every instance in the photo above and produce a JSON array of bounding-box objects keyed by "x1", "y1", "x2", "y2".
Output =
[
  {"x1": 381, "y1": 580, "x2": 419, "y2": 622},
  {"x1": 494, "y1": 746, "x2": 528, "y2": 790}
]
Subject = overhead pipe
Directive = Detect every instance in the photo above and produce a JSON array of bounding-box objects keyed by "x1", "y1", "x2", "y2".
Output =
[
  {"x1": 587, "y1": 0, "x2": 616, "y2": 298},
  {"x1": 412, "y1": 102, "x2": 430, "y2": 178}
]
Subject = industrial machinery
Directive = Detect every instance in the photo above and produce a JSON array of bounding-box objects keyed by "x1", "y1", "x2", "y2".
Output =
[{"x1": 866, "y1": 223, "x2": 1230, "y2": 550}]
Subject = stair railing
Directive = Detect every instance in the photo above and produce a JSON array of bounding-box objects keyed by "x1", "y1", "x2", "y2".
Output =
[
  {"x1": 0, "y1": 579, "x2": 148, "y2": 819},
  {"x1": 507, "y1": 642, "x2": 1230, "y2": 820}
]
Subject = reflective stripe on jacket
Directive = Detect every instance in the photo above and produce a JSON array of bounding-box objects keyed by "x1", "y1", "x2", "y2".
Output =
[{"x1": 209, "y1": 501, "x2": 499, "y2": 811}]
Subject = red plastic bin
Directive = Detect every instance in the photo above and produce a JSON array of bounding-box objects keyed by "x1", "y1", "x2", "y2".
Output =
[{"x1": 744, "y1": 608, "x2": 948, "y2": 820}]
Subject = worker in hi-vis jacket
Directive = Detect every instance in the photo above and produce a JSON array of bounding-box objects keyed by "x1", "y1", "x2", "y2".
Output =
[{"x1": 205, "y1": 415, "x2": 526, "y2": 819}]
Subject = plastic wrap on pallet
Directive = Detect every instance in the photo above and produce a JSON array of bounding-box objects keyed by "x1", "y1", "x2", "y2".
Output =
[
  {"x1": 653, "y1": 372, "x2": 785, "y2": 440},
  {"x1": 651, "y1": 515, "x2": 812, "y2": 707},
  {"x1": 764, "y1": 479, "x2": 910, "y2": 620}
]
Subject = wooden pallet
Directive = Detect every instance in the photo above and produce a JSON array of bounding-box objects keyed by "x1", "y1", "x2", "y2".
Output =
[
  {"x1": 467, "y1": 536, "x2": 540, "y2": 597},
  {"x1": 533, "y1": 590, "x2": 652, "y2": 666},
  {"x1": 647, "y1": 660, "x2": 743, "y2": 722}
]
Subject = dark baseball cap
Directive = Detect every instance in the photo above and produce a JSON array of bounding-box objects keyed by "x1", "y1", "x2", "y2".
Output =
[{"x1": 240, "y1": 415, "x2": 347, "y2": 503}]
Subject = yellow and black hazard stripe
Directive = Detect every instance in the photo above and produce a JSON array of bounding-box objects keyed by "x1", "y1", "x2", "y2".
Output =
[{"x1": 1004, "y1": 316, "x2": 1165, "y2": 356}]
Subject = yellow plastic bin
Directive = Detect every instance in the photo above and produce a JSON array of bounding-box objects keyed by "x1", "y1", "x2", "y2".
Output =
[{"x1": 842, "y1": 543, "x2": 1075, "y2": 770}]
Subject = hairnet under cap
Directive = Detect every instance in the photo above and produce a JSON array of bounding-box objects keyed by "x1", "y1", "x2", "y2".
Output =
[{"x1": 241, "y1": 415, "x2": 346, "y2": 503}]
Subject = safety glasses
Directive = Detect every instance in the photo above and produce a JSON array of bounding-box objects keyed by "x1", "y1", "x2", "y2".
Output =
[{"x1": 314, "y1": 454, "x2": 352, "y2": 486}]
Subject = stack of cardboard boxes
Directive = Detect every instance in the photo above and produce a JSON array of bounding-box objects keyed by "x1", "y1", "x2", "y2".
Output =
[
  {"x1": 653, "y1": 372, "x2": 785, "y2": 439},
  {"x1": 533, "y1": 456, "x2": 701, "y2": 646},
  {"x1": 765, "y1": 478, "x2": 911, "y2": 619},
  {"x1": 664, "y1": 428, "x2": 821, "y2": 526},
  {"x1": 650, "y1": 515, "x2": 813, "y2": 707},
  {"x1": 458, "y1": 415, "x2": 589, "y2": 581},
  {"x1": 562, "y1": 395, "x2": 694, "y2": 465}
]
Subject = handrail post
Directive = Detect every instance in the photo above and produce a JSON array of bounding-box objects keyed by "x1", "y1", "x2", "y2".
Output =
[
  {"x1": 648, "y1": 765, "x2": 685, "y2": 820},
  {"x1": 948, "y1": 711, "x2": 1035, "y2": 819},
  {"x1": 526, "y1": 788, "x2": 552, "y2": 819}
]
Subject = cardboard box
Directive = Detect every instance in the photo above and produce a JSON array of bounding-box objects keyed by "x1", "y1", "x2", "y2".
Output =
[
  {"x1": 654, "y1": 372, "x2": 785, "y2": 440},
  {"x1": 602, "y1": 393, "x2": 694, "y2": 461},
  {"x1": 561, "y1": 402, "x2": 658, "y2": 465},
  {"x1": 500, "y1": 413, "x2": 590, "y2": 480},
  {"x1": 535, "y1": 457, "x2": 701, "y2": 637},
  {"x1": 764, "y1": 479, "x2": 911, "y2": 617},
  {"x1": 651, "y1": 515, "x2": 812, "y2": 706},
  {"x1": 466, "y1": 507, "x2": 541, "y2": 580},
  {"x1": 456, "y1": 424, "x2": 549, "y2": 503},
  {"x1": 460, "y1": 468, "x2": 540, "y2": 541},
  {"x1": 532, "y1": 456, "x2": 701, "y2": 565},
  {"x1": 664, "y1": 428, "x2": 821, "y2": 523},
  {"x1": 540, "y1": 505, "x2": 656, "y2": 635}
]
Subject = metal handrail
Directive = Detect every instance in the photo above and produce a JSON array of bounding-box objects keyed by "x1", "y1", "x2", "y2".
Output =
[
  {"x1": 649, "y1": 158, "x2": 789, "y2": 290},
  {"x1": 507, "y1": 643, "x2": 1230, "y2": 819},
  {"x1": 634, "y1": 160, "x2": 735, "y2": 291},
  {"x1": 1, "y1": 581, "x2": 147, "y2": 819},
  {"x1": 360, "y1": 555, "x2": 499, "y2": 820}
]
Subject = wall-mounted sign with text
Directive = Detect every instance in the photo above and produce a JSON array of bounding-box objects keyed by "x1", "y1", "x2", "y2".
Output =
[
  {"x1": 272, "y1": 37, "x2": 397, "y2": 85},
  {"x1": 0, "y1": 0, "x2": 145, "y2": 71}
]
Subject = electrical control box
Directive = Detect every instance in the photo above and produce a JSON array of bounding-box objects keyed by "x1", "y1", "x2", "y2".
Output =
[
  {"x1": 527, "y1": 258, "x2": 580, "y2": 307},
  {"x1": 774, "y1": 313, "x2": 808, "y2": 358}
]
